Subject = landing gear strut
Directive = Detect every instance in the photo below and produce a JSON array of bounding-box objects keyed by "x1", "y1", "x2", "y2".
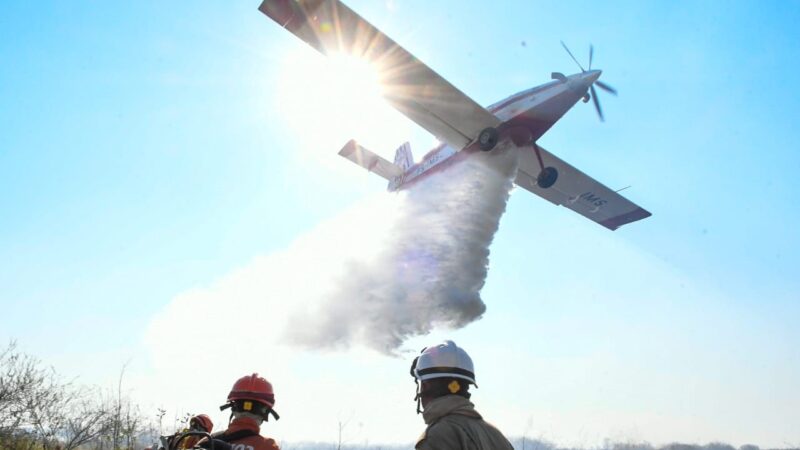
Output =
[
  {"x1": 478, "y1": 127, "x2": 499, "y2": 151},
  {"x1": 532, "y1": 142, "x2": 558, "y2": 189}
]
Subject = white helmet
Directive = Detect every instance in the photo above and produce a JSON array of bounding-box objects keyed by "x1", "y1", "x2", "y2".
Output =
[{"x1": 411, "y1": 340, "x2": 476, "y2": 385}]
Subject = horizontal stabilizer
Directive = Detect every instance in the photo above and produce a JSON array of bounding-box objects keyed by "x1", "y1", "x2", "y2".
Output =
[
  {"x1": 338, "y1": 139, "x2": 404, "y2": 180},
  {"x1": 515, "y1": 145, "x2": 651, "y2": 230}
]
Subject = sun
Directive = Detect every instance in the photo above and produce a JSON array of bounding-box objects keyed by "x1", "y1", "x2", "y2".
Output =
[{"x1": 274, "y1": 47, "x2": 413, "y2": 166}]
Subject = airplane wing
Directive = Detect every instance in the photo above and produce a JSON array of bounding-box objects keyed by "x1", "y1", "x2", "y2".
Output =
[
  {"x1": 514, "y1": 145, "x2": 651, "y2": 230},
  {"x1": 258, "y1": 0, "x2": 501, "y2": 150},
  {"x1": 338, "y1": 139, "x2": 403, "y2": 180}
]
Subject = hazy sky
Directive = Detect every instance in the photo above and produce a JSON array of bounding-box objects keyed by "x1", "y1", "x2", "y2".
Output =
[{"x1": 1, "y1": 1, "x2": 799, "y2": 448}]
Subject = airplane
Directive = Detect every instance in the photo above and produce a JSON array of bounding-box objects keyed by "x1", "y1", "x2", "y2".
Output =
[{"x1": 258, "y1": 0, "x2": 651, "y2": 230}]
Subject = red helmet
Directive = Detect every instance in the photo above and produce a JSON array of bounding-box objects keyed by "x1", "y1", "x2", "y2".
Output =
[
  {"x1": 190, "y1": 414, "x2": 213, "y2": 432},
  {"x1": 227, "y1": 373, "x2": 275, "y2": 408}
]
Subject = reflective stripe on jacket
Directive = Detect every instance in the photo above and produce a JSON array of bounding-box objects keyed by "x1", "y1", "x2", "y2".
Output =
[{"x1": 416, "y1": 396, "x2": 514, "y2": 450}]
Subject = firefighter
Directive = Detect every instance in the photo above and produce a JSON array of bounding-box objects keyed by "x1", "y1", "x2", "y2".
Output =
[
  {"x1": 190, "y1": 414, "x2": 214, "y2": 434},
  {"x1": 200, "y1": 373, "x2": 280, "y2": 450},
  {"x1": 162, "y1": 413, "x2": 214, "y2": 449},
  {"x1": 410, "y1": 341, "x2": 514, "y2": 450},
  {"x1": 177, "y1": 414, "x2": 214, "y2": 449}
]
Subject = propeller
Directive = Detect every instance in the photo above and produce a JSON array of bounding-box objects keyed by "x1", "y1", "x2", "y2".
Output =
[
  {"x1": 561, "y1": 41, "x2": 585, "y2": 72},
  {"x1": 596, "y1": 80, "x2": 617, "y2": 95},
  {"x1": 560, "y1": 41, "x2": 617, "y2": 121}
]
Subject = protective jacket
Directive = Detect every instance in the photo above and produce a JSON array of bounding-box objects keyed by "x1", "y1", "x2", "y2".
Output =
[
  {"x1": 211, "y1": 416, "x2": 279, "y2": 450},
  {"x1": 416, "y1": 396, "x2": 513, "y2": 450}
]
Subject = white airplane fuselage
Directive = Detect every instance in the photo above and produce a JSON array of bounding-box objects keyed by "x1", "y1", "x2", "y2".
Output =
[{"x1": 388, "y1": 70, "x2": 601, "y2": 191}]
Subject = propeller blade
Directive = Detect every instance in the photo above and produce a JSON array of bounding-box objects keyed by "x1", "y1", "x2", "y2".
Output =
[
  {"x1": 595, "y1": 80, "x2": 617, "y2": 96},
  {"x1": 590, "y1": 84, "x2": 604, "y2": 122},
  {"x1": 589, "y1": 45, "x2": 594, "y2": 70},
  {"x1": 560, "y1": 40, "x2": 585, "y2": 72}
]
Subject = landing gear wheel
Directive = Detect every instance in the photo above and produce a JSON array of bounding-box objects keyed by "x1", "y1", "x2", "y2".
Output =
[
  {"x1": 537, "y1": 166, "x2": 558, "y2": 189},
  {"x1": 478, "y1": 127, "x2": 499, "y2": 151}
]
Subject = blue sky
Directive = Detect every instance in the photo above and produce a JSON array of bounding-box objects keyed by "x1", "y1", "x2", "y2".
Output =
[{"x1": 1, "y1": 0, "x2": 799, "y2": 447}]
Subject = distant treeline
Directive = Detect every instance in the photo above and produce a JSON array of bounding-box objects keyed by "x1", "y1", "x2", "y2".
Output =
[{"x1": 505, "y1": 440, "x2": 798, "y2": 450}]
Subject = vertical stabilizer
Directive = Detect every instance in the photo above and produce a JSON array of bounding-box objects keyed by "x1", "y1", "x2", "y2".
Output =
[
  {"x1": 387, "y1": 142, "x2": 412, "y2": 191},
  {"x1": 393, "y1": 142, "x2": 414, "y2": 171}
]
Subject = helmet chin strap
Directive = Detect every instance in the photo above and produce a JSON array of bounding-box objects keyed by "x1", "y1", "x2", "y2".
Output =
[
  {"x1": 409, "y1": 352, "x2": 425, "y2": 414},
  {"x1": 414, "y1": 383, "x2": 423, "y2": 414}
]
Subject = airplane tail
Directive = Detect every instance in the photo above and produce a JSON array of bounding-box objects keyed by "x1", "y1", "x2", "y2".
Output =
[
  {"x1": 393, "y1": 142, "x2": 413, "y2": 171},
  {"x1": 337, "y1": 140, "x2": 412, "y2": 192}
]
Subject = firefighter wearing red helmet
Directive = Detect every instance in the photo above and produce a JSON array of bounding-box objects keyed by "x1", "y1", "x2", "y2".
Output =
[
  {"x1": 200, "y1": 373, "x2": 280, "y2": 450},
  {"x1": 410, "y1": 341, "x2": 513, "y2": 450},
  {"x1": 190, "y1": 414, "x2": 214, "y2": 433},
  {"x1": 168, "y1": 414, "x2": 214, "y2": 449}
]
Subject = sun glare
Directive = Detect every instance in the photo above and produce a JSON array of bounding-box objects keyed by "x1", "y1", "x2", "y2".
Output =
[{"x1": 275, "y1": 48, "x2": 413, "y2": 167}]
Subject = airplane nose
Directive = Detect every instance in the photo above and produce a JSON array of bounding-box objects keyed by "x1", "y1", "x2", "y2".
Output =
[{"x1": 584, "y1": 69, "x2": 602, "y2": 85}]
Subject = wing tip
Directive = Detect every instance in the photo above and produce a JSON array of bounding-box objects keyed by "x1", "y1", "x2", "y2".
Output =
[
  {"x1": 600, "y1": 207, "x2": 652, "y2": 231},
  {"x1": 258, "y1": 0, "x2": 298, "y2": 28},
  {"x1": 338, "y1": 139, "x2": 359, "y2": 157}
]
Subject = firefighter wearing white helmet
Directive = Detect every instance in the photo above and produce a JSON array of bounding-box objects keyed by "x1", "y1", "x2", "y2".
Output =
[{"x1": 410, "y1": 341, "x2": 513, "y2": 450}]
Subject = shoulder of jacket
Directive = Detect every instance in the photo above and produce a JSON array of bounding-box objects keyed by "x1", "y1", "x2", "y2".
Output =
[
  {"x1": 248, "y1": 435, "x2": 279, "y2": 450},
  {"x1": 264, "y1": 437, "x2": 279, "y2": 450},
  {"x1": 414, "y1": 429, "x2": 427, "y2": 448},
  {"x1": 416, "y1": 419, "x2": 457, "y2": 447}
]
